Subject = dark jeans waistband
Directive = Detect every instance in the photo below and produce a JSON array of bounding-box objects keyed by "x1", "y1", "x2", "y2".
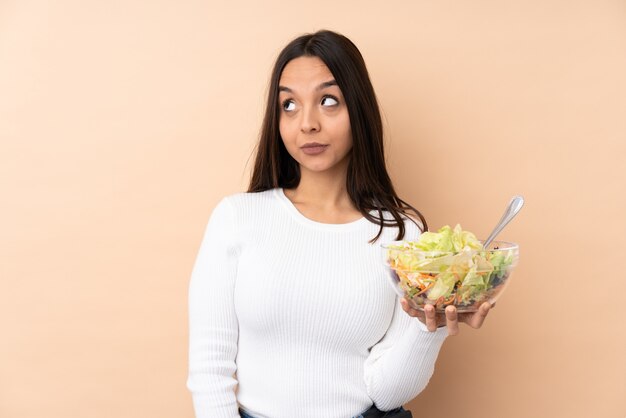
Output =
[
  {"x1": 359, "y1": 405, "x2": 410, "y2": 418},
  {"x1": 238, "y1": 404, "x2": 410, "y2": 418}
]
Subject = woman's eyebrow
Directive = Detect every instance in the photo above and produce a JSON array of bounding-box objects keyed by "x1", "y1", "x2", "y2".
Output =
[
  {"x1": 316, "y1": 80, "x2": 337, "y2": 90},
  {"x1": 278, "y1": 80, "x2": 338, "y2": 94}
]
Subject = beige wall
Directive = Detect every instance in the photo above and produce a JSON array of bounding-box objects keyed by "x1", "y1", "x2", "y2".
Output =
[{"x1": 1, "y1": 1, "x2": 624, "y2": 417}]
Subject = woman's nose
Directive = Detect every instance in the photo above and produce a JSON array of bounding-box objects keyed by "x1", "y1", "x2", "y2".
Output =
[{"x1": 300, "y1": 106, "x2": 320, "y2": 133}]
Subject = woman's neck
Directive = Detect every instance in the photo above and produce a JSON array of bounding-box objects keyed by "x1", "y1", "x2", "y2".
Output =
[
  {"x1": 283, "y1": 166, "x2": 362, "y2": 223},
  {"x1": 290, "y1": 171, "x2": 348, "y2": 205}
]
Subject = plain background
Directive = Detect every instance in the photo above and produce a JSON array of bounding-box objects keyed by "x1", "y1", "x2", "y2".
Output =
[{"x1": 1, "y1": 1, "x2": 625, "y2": 417}]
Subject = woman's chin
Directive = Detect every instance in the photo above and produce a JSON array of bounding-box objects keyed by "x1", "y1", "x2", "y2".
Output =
[{"x1": 298, "y1": 156, "x2": 351, "y2": 175}]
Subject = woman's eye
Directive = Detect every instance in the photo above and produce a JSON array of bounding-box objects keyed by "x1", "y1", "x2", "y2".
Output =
[
  {"x1": 321, "y1": 96, "x2": 338, "y2": 106},
  {"x1": 282, "y1": 100, "x2": 296, "y2": 111}
]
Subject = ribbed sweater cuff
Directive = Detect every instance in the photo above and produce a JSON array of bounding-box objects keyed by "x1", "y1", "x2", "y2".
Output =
[{"x1": 191, "y1": 392, "x2": 240, "y2": 418}]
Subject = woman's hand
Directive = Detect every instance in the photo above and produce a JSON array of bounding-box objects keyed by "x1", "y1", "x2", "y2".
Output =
[{"x1": 399, "y1": 298, "x2": 494, "y2": 336}]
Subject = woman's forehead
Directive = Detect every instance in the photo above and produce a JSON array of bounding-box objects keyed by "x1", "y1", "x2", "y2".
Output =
[{"x1": 279, "y1": 56, "x2": 334, "y2": 88}]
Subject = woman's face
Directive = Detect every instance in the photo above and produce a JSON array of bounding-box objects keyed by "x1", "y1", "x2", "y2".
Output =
[{"x1": 278, "y1": 56, "x2": 353, "y2": 177}]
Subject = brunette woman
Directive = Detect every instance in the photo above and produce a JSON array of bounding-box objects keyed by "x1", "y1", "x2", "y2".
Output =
[{"x1": 187, "y1": 29, "x2": 492, "y2": 418}]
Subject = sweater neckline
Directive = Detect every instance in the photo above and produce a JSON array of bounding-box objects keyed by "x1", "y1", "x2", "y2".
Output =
[{"x1": 274, "y1": 188, "x2": 370, "y2": 231}]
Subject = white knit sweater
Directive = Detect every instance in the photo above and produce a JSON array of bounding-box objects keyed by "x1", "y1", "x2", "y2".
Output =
[{"x1": 187, "y1": 188, "x2": 448, "y2": 418}]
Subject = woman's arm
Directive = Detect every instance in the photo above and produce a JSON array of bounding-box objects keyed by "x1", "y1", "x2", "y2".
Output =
[
  {"x1": 187, "y1": 198, "x2": 240, "y2": 418},
  {"x1": 363, "y1": 295, "x2": 448, "y2": 410}
]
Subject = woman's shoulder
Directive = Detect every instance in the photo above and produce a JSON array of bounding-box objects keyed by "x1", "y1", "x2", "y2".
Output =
[
  {"x1": 207, "y1": 189, "x2": 280, "y2": 235},
  {"x1": 215, "y1": 189, "x2": 281, "y2": 223}
]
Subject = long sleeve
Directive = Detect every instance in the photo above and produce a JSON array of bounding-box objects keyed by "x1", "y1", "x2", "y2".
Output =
[
  {"x1": 363, "y1": 297, "x2": 448, "y2": 410},
  {"x1": 187, "y1": 198, "x2": 240, "y2": 418}
]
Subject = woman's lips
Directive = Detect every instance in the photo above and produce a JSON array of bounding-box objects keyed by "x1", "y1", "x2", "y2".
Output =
[{"x1": 301, "y1": 144, "x2": 329, "y2": 155}]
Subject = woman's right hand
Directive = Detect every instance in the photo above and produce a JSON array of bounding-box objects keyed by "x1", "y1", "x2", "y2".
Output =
[{"x1": 399, "y1": 297, "x2": 494, "y2": 336}]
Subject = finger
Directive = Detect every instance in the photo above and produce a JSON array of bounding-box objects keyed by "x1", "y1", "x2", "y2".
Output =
[
  {"x1": 445, "y1": 305, "x2": 459, "y2": 336},
  {"x1": 400, "y1": 297, "x2": 409, "y2": 312},
  {"x1": 424, "y1": 304, "x2": 438, "y2": 332},
  {"x1": 400, "y1": 298, "x2": 423, "y2": 319},
  {"x1": 469, "y1": 301, "x2": 491, "y2": 329}
]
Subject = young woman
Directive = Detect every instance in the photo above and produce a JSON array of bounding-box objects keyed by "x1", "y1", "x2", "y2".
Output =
[{"x1": 187, "y1": 30, "x2": 493, "y2": 418}]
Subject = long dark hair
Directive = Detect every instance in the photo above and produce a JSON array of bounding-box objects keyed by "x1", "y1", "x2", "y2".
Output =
[{"x1": 248, "y1": 29, "x2": 427, "y2": 242}]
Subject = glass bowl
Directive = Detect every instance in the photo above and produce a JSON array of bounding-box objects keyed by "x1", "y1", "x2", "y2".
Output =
[{"x1": 381, "y1": 240, "x2": 519, "y2": 313}]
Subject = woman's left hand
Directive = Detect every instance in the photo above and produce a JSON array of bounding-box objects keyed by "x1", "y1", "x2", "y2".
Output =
[{"x1": 399, "y1": 298, "x2": 494, "y2": 336}]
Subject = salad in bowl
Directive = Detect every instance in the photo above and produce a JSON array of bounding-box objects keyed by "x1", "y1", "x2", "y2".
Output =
[{"x1": 381, "y1": 225, "x2": 519, "y2": 312}]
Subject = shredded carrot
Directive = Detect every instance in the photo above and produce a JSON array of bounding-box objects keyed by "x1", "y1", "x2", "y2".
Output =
[
  {"x1": 444, "y1": 294, "x2": 456, "y2": 305},
  {"x1": 416, "y1": 281, "x2": 435, "y2": 295}
]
